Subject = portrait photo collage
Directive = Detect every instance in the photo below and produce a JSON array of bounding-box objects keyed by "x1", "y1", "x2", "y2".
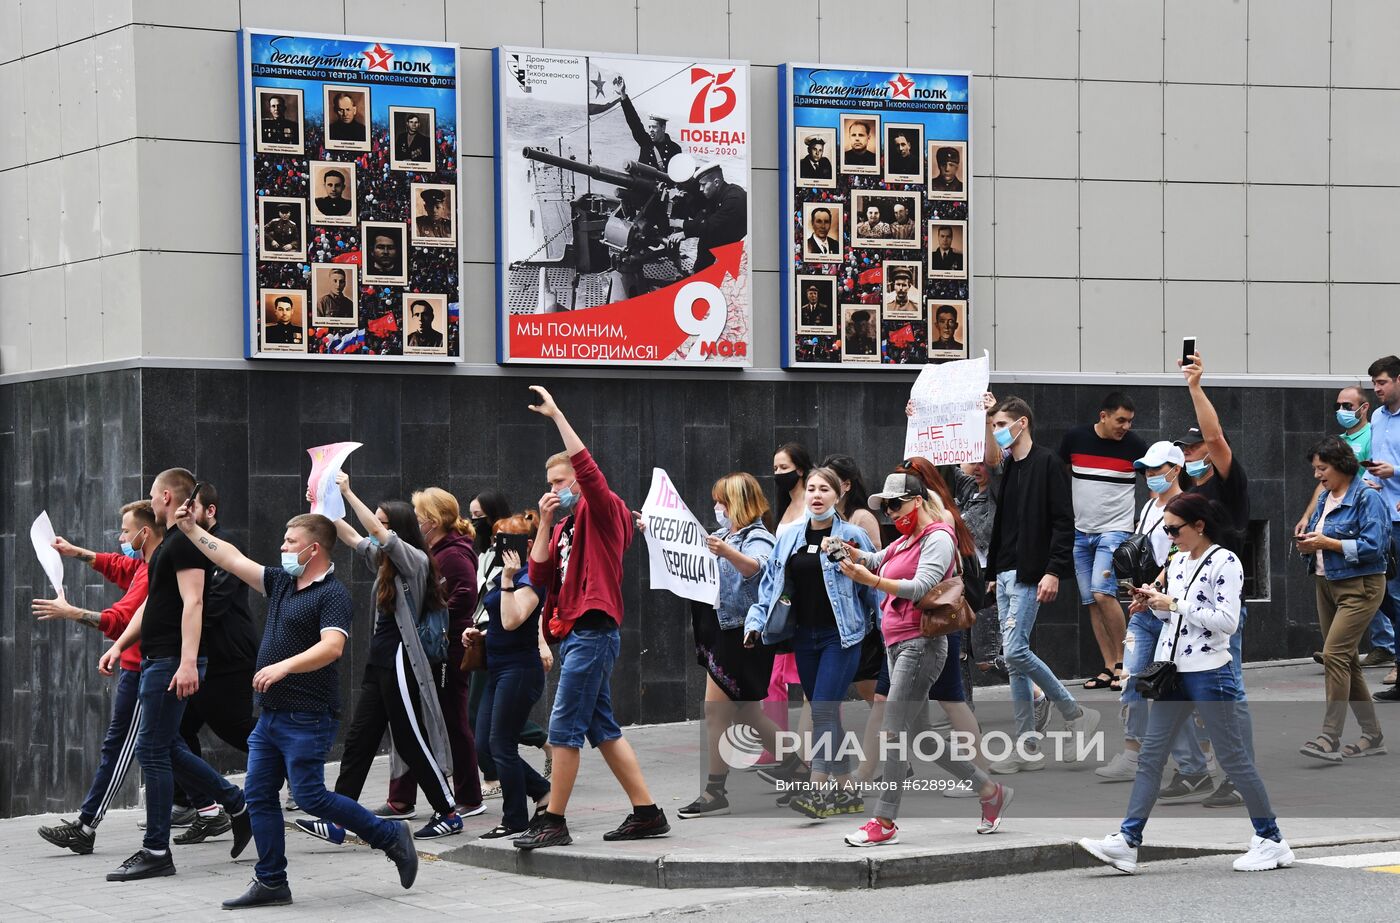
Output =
[
  {"x1": 790, "y1": 77, "x2": 970, "y2": 368},
  {"x1": 246, "y1": 33, "x2": 460, "y2": 359}
]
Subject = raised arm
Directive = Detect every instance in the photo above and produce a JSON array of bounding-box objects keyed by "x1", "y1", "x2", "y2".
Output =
[
  {"x1": 52, "y1": 535, "x2": 100, "y2": 569},
  {"x1": 1182, "y1": 354, "x2": 1234, "y2": 478},
  {"x1": 338, "y1": 472, "x2": 388, "y2": 544},
  {"x1": 173, "y1": 505, "x2": 267, "y2": 594},
  {"x1": 528, "y1": 385, "x2": 585, "y2": 457}
]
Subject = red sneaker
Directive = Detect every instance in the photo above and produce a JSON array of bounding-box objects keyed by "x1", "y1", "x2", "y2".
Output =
[
  {"x1": 844, "y1": 818, "x2": 899, "y2": 847},
  {"x1": 977, "y1": 783, "x2": 1013, "y2": 834}
]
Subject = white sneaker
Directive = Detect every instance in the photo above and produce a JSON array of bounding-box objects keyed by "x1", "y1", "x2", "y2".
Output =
[
  {"x1": 1094, "y1": 750, "x2": 1139, "y2": 782},
  {"x1": 1232, "y1": 835, "x2": 1294, "y2": 872},
  {"x1": 989, "y1": 751, "x2": 1046, "y2": 774},
  {"x1": 1062, "y1": 707, "x2": 1102, "y2": 762},
  {"x1": 1078, "y1": 832, "x2": 1138, "y2": 874}
]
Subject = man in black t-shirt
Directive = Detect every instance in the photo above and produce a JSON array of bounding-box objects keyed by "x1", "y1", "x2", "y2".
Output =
[
  {"x1": 171, "y1": 483, "x2": 259, "y2": 837},
  {"x1": 174, "y1": 509, "x2": 419, "y2": 909},
  {"x1": 100, "y1": 468, "x2": 251, "y2": 882},
  {"x1": 1174, "y1": 352, "x2": 1252, "y2": 809}
]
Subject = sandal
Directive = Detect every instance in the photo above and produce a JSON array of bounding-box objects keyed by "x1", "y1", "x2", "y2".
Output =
[
  {"x1": 1083, "y1": 670, "x2": 1116, "y2": 690},
  {"x1": 1342, "y1": 733, "x2": 1387, "y2": 758},
  {"x1": 1299, "y1": 734, "x2": 1343, "y2": 763}
]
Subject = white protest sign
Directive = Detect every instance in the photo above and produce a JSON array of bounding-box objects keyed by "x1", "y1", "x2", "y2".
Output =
[
  {"x1": 903, "y1": 352, "x2": 990, "y2": 465},
  {"x1": 307, "y1": 442, "x2": 362, "y2": 520},
  {"x1": 30, "y1": 511, "x2": 65, "y2": 598},
  {"x1": 640, "y1": 467, "x2": 720, "y2": 606}
]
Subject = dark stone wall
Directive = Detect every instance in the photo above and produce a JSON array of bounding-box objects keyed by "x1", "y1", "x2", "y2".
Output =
[{"x1": 0, "y1": 366, "x2": 1340, "y2": 818}]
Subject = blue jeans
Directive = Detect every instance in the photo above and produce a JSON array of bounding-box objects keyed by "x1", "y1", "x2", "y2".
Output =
[
  {"x1": 1074, "y1": 531, "x2": 1132, "y2": 604},
  {"x1": 1380, "y1": 524, "x2": 1400, "y2": 646},
  {"x1": 245, "y1": 710, "x2": 398, "y2": 888},
  {"x1": 792, "y1": 625, "x2": 862, "y2": 775},
  {"x1": 1121, "y1": 613, "x2": 1208, "y2": 775},
  {"x1": 79, "y1": 668, "x2": 141, "y2": 828},
  {"x1": 476, "y1": 657, "x2": 551, "y2": 830},
  {"x1": 548, "y1": 625, "x2": 623, "y2": 749},
  {"x1": 136, "y1": 657, "x2": 244, "y2": 851},
  {"x1": 1369, "y1": 610, "x2": 1396, "y2": 654},
  {"x1": 1120, "y1": 664, "x2": 1280, "y2": 847},
  {"x1": 996, "y1": 572, "x2": 1079, "y2": 737}
]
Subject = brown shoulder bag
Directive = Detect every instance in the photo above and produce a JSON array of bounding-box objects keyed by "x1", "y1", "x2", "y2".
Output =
[{"x1": 916, "y1": 553, "x2": 976, "y2": 638}]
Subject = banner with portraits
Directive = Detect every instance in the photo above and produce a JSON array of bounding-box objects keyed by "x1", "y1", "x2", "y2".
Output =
[
  {"x1": 240, "y1": 29, "x2": 461, "y2": 361},
  {"x1": 494, "y1": 47, "x2": 751, "y2": 366},
  {"x1": 781, "y1": 65, "x2": 971, "y2": 369}
]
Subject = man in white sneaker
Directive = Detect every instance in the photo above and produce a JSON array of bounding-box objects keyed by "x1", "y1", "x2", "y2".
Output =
[{"x1": 983, "y1": 397, "x2": 1100, "y2": 773}]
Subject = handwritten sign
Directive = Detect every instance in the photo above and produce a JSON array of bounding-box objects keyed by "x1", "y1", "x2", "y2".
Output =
[
  {"x1": 307, "y1": 442, "x2": 362, "y2": 520},
  {"x1": 640, "y1": 467, "x2": 719, "y2": 606},
  {"x1": 903, "y1": 352, "x2": 990, "y2": 465}
]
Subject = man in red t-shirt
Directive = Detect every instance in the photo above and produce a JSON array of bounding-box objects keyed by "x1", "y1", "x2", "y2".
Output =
[
  {"x1": 515, "y1": 385, "x2": 668, "y2": 850},
  {"x1": 34, "y1": 501, "x2": 161, "y2": 854}
]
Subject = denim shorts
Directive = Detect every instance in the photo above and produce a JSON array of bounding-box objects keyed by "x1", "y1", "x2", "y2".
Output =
[
  {"x1": 1073, "y1": 530, "x2": 1132, "y2": 604},
  {"x1": 547, "y1": 625, "x2": 623, "y2": 749}
]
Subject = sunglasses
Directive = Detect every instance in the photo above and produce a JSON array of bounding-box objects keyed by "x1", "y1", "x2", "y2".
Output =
[
  {"x1": 883, "y1": 496, "x2": 917, "y2": 515},
  {"x1": 1335, "y1": 402, "x2": 1360, "y2": 411},
  {"x1": 1163, "y1": 523, "x2": 1187, "y2": 538}
]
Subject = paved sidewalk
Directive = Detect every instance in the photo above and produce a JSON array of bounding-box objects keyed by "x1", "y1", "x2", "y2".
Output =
[{"x1": 6, "y1": 660, "x2": 1399, "y2": 918}]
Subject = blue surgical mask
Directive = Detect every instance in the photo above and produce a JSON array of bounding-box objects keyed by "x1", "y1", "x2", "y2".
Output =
[
  {"x1": 1146, "y1": 474, "x2": 1171, "y2": 494},
  {"x1": 808, "y1": 507, "x2": 835, "y2": 524},
  {"x1": 556, "y1": 484, "x2": 578, "y2": 515},
  {"x1": 993, "y1": 422, "x2": 1018, "y2": 449},
  {"x1": 120, "y1": 528, "x2": 145, "y2": 559},
  {"x1": 1336, "y1": 408, "x2": 1361, "y2": 429},
  {"x1": 1185, "y1": 458, "x2": 1210, "y2": 479},
  {"x1": 714, "y1": 505, "x2": 730, "y2": 530},
  {"x1": 281, "y1": 545, "x2": 314, "y2": 577}
]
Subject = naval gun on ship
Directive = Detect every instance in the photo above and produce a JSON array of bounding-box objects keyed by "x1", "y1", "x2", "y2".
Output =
[{"x1": 506, "y1": 145, "x2": 699, "y2": 311}]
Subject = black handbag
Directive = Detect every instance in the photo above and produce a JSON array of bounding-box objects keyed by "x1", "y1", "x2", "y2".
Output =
[
  {"x1": 1135, "y1": 548, "x2": 1220, "y2": 700},
  {"x1": 1114, "y1": 506, "x2": 1164, "y2": 588}
]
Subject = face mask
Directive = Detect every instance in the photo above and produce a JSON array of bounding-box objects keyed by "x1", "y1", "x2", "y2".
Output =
[
  {"x1": 1185, "y1": 458, "x2": 1210, "y2": 479},
  {"x1": 775, "y1": 470, "x2": 801, "y2": 495},
  {"x1": 471, "y1": 515, "x2": 490, "y2": 536},
  {"x1": 1146, "y1": 474, "x2": 1171, "y2": 495},
  {"x1": 1336, "y1": 409, "x2": 1361, "y2": 429},
  {"x1": 893, "y1": 508, "x2": 920, "y2": 536},
  {"x1": 993, "y1": 421, "x2": 1019, "y2": 449},
  {"x1": 556, "y1": 484, "x2": 578, "y2": 515},
  {"x1": 808, "y1": 506, "x2": 834, "y2": 524},
  {"x1": 281, "y1": 544, "x2": 315, "y2": 577},
  {"x1": 120, "y1": 528, "x2": 146, "y2": 560},
  {"x1": 714, "y1": 505, "x2": 730, "y2": 530}
]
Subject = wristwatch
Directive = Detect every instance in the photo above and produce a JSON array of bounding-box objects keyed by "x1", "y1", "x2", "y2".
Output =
[{"x1": 1168, "y1": 598, "x2": 1180, "y2": 613}]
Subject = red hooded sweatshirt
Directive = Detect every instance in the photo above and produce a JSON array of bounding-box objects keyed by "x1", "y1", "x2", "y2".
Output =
[
  {"x1": 529, "y1": 448, "x2": 633, "y2": 640},
  {"x1": 92, "y1": 552, "x2": 147, "y2": 672}
]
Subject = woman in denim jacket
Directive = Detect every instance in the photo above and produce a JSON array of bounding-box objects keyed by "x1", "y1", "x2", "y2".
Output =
[
  {"x1": 677, "y1": 473, "x2": 783, "y2": 820},
  {"x1": 745, "y1": 468, "x2": 879, "y2": 820},
  {"x1": 1297, "y1": 436, "x2": 1392, "y2": 761}
]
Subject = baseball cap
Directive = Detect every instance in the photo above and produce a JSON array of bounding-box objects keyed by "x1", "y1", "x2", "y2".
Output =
[
  {"x1": 1134, "y1": 440, "x2": 1185, "y2": 470},
  {"x1": 1172, "y1": 427, "x2": 1205, "y2": 447},
  {"x1": 867, "y1": 473, "x2": 928, "y2": 510}
]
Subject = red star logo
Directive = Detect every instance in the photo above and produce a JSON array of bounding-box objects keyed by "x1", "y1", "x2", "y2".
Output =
[
  {"x1": 888, "y1": 73, "x2": 914, "y2": 99},
  {"x1": 363, "y1": 43, "x2": 394, "y2": 72}
]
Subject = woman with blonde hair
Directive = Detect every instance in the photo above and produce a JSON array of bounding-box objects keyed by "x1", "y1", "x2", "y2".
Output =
[
  {"x1": 677, "y1": 473, "x2": 787, "y2": 818},
  {"x1": 376, "y1": 488, "x2": 485, "y2": 820},
  {"x1": 838, "y1": 472, "x2": 1009, "y2": 846}
]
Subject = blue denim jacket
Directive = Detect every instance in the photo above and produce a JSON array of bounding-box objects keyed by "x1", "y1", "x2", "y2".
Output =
[
  {"x1": 1305, "y1": 475, "x2": 1390, "y2": 579},
  {"x1": 744, "y1": 514, "x2": 880, "y2": 649},
  {"x1": 714, "y1": 521, "x2": 776, "y2": 630}
]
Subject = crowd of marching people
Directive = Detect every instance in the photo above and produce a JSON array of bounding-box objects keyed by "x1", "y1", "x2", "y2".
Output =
[{"x1": 28, "y1": 353, "x2": 1400, "y2": 905}]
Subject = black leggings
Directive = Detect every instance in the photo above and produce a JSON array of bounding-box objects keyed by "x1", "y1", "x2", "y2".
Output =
[
  {"x1": 173, "y1": 667, "x2": 257, "y2": 808},
  {"x1": 334, "y1": 645, "x2": 455, "y2": 816}
]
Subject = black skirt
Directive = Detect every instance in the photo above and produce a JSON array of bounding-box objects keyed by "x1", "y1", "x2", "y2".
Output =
[{"x1": 692, "y1": 601, "x2": 777, "y2": 702}]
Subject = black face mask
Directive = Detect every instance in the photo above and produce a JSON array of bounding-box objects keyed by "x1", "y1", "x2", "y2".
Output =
[
  {"x1": 471, "y1": 516, "x2": 491, "y2": 550},
  {"x1": 775, "y1": 470, "x2": 801, "y2": 495}
]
